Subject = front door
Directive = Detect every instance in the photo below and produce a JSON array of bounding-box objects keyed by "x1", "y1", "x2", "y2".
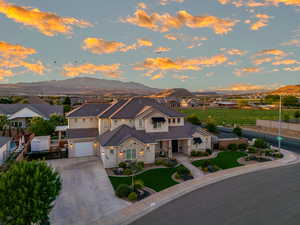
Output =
[{"x1": 172, "y1": 140, "x2": 178, "y2": 153}]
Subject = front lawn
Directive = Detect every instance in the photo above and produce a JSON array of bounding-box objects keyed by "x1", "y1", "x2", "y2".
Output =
[
  {"x1": 109, "y1": 166, "x2": 182, "y2": 192},
  {"x1": 192, "y1": 151, "x2": 247, "y2": 170}
]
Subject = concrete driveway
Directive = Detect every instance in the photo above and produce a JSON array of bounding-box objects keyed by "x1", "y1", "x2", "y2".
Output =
[{"x1": 48, "y1": 157, "x2": 130, "y2": 225}]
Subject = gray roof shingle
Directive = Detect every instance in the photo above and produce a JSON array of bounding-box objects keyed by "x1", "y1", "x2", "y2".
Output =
[
  {"x1": 99, "y1": 122, "x2": 210, "y2": 146},
  {"x1": 67, "y1": 103, "x2": 110, "y2": 117},
  {"x1": 66, "y1": 128, "x2": 99, "y2": 139},
  {"x1": 110, "y1": 97, "x2": 184, "y2": 119},
  {"x1": 0, "y1": 104, "x2": 63, "y2": 119}
]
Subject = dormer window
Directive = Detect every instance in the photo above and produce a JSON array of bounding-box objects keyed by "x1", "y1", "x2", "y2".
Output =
[
  {"x1": 173, "y1": 118, "x2": 176, "y2": 123},
  {"x1": 152, "y1": 117, "x2": 165, "y2": 129},
  {"x1": 177, "y1": 118, "x2": 181, "y2": 123}
]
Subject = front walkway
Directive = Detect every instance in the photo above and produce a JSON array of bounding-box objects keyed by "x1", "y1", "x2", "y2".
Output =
[
  {"x1": 48, "y1": 157, "x2": 130, "y2": 225},
  {"x1": 175, "y1": 154, "x2": 204, "y2": 178}
]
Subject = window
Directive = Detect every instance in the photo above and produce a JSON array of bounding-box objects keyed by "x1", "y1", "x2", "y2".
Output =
[
  {"x1": 153, "y1": 122, "x2": 162, "y2": 129},
  {"x1": 173, "y1": 118, "x2": 176, "y2": 123},
  {"x1": 114, "y1": 120, "x2": 118, "y2": 125},
  {"x1": 177, "y1": 118, "x2": 181, "y2": 123},
  {"x1": 168, "y1": 119, "x2": 171, "y2": 124},
  {"x1": 139, "y1": 119, "x2": 143, "y2": 128},
  {"x1": 110, "y1": 149, "x2": 114, "y2": 154},
  {"x1": 125, "y1": 149, "x2": 136, "y2": 160}
]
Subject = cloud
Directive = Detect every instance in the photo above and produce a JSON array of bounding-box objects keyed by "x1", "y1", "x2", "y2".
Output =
[
  {"x1": 281, "y1": 39, "x2": 300, "y2": 47},
  {"x1": 134, "y1": 55, "x2": 228, "y2": 77},
  {"x1": 226, "y1": 48, "x2": 247, "y2": 55},
  {"x1": 234, "y1": 67, "x2": 261, "y2": 76},
  {"x1": 253, "y1": 57, "x2": 274, "y2": 65},
  {"x1": 218, "y1": 83, "x2": 271, "y2": 91},
  {"x1": 272, "y1": 59, "x2": 299, "y2": 65},
  {"x1": 137, "y1": 2, "x2": 148, "y2": 9},
  {"x1": 150, "y1": 73, "x2": 164, "y2": 80},
  {"x1": 0, "y1": 41, "x2": 46, "y2": 80},
  {"x1": 154, "y1": 47, "x2": 171, "y2": 53},
  {"x1": 63, "y1": 63, "x2": 121, "y2": 78},
  {"x1": 164, "y1": 34, "x2": 179, "y2": 40},
  {"x1": 250, "y1": 14, "x2": 271, "y2": 30},
  {"x1": 0, "y1": 0, "x2": 91, "y2": 36},
  {"x1": 173, "y1": 74, "x2": 190, "y2": 81},
  {"x1": 160, "y1": 0, "x2": 185, "y2": 5},
  {"x1": 284, "y1": 66, "x2": 300, "y2": 71},
  {"x1": 82, "y1": 37, "x2": 152, "y2": 54},
  {"x1": 256, "y1": 49, "x2": 287, "y2": 56},
  {"x1": 122, "y1": 9, "x2": 237, "y2": 34},
  {"x1": 218, "y1": 0, "x2": 300, "y2": 7}
]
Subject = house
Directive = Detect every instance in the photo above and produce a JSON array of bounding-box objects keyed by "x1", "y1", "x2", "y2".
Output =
[
  {"x1": 66, "y1": 97, "x2": 213, "y2": 168},
  {"x1": 211, "y1": 101, "x2": 237, "y2": 108},
  {"x1": 180, "y1": 98, "x2": 200, "y2": 108},
  {"x1": 0, "y1": 136, "x2": 13, "y2": 165},
  {"x1": 0, "y1": 103, "x2": 64, "y2": 128}
]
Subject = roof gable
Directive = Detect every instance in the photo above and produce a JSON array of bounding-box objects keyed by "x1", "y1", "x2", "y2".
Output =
[
  {"x1": 8, "y1": 107, "x2": 45, "y2": 120},
  {"x1": 67, "y1": 103, "x2": 110, "y2": 117}
]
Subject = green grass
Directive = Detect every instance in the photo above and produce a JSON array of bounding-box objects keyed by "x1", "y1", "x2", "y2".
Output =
[
  {"x1": 109, "y1": 166, "x2": 183, "y2": 192},
  {"x1": 181, "y1": 108, "x2": 298, "y2": 126},
  {"x1": 192, "y1": 151, "x2": 247, "y2": 169}
]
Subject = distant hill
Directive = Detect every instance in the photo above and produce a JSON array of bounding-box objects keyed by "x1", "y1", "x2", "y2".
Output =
[
  {"x1": 0, "y1": 77, "x2": 160, "y2": 96},
  {"x1": 149, "y1": 88, "x2": 194, "y2": 98},
  {"x1": 271, "y1": 85, "x2": 300, "y2": 96}
]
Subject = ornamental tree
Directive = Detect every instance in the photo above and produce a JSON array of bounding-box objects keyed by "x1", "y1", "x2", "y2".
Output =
[{"x1": 0, "y1": 161, "x2": 61, "y2": 225}]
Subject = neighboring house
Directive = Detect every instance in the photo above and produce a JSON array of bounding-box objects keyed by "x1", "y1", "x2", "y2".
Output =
[
  {"x1": 211, "y1": 101, "x2": 237, "y2": 108},
  {"x1": 0, "y1": 136, "x2": 12, "y2": 165},
  {"x1": 66, "y1": 97, "x2": 213, "y2": 168},
  {"x1": 0, "y1": 104, "x2": 64, "y2": 128},
  {"x1": 180, "y1": 98, "x2": 200, "y2": 108}
]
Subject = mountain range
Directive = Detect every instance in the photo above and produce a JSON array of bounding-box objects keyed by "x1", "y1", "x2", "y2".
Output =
[{"x1": 0, "y1": 77, "x2": 160, "y2": 96}]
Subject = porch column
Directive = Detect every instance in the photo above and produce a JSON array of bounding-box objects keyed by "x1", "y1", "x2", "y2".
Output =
[
  {"x1": 58, "y1": 131, "x2": 62, "y2": 141},
  {"x1": 168, "y1": 140, "x2": 172, "y2": 159}
]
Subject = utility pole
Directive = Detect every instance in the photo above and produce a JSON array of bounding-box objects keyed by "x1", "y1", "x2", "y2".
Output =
[{"x1": 278, "y1": 95, "x2": 282, "y2": 151}]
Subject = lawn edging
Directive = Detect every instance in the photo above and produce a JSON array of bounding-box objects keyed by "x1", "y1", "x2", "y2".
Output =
[{"x1": 89, "y1": 149, "x2": 299, "y2": 225}]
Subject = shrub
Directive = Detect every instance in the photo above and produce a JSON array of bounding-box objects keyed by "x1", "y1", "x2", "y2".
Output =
[
  {"x1": 254, "y1": 138, "x2": 269, "y2": 149},
  {"x1": 119, "y1": 162, "x2": 127, "y2": 169},
  {"x1": 206, "y1": 149, "x2": 212, "y2": 155},
  {"x1": 273, "y1": 152, "x2": 284, "y2": 158},
  {"x1": 176, "y1": 166, "x2": 190, "y2": 176},
  {"x1": 163, "y1": 159, "x2": 178, "y2": 168},
  {"x1": 155, "y1": 159, "x2": 164, "y2": 166},
  {"x1": 128, "y1": 192, "x2": 138, "y2": 201},
  {"x1": 248, "y1": 147, "x2": 258, "y2": 153},
  {"x1": 238, "y1": 143, "x2": 248, "y2": 151},
  {"x1": 187, "y1": 114, "x2": 201, "y2": 125},
  {"x1": 190, "y1": 150, "x2": 209, "y2": 157},
  {"x1": 136, "y1": 161, "x2": 144, "y2": 170},
  {"x1": 228, "y1": 144, "x2": 238, "y2": 151},
  {"x1": 116, "y1": 184, "x2": 132, "y2": 198},
  {"x1": 123, "y1": 168, "x2": 133, "y2": 175},
  {"x1": 133, "y1": 180, "x2": 144, "y2": 190},
  {"x1": 175, "y1": 173, "x2": 181, "y2": 179},
  {"x1": 206, "y1": 123, "x2": 217, "y2": 133}
]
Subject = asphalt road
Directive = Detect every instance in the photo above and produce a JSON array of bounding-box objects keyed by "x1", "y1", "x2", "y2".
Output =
[
  {"x1": 131, "y1": 163, "x2": 300, "y2": 225},
  {"x1": 218, "y1": 126, "x2": 300, "y2": 153}
]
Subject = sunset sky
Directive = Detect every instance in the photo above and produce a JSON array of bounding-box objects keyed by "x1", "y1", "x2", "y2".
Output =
[{"x1": 0, "y1": 0, "x2": 299, "y2": 91}]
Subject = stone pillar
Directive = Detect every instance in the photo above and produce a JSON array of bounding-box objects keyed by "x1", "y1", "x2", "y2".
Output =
[{"x1": 168, "y1": 140, "x2": 172, "y2": 159}]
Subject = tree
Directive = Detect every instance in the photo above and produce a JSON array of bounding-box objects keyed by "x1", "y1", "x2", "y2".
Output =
[
  {"x1": 233, "y1": 126, "x2": 242, "y2": 137},
  {"x1": 186, "y1": 114, "x2": 201, "y2": 125},
  {"x1": 206, "y1": 123, "x2": 217, "y2": 133},
  {"x1": 0, "y1": 115, "x2": 8, "y2": 131},
  {"x1": 0, "y1": 161, "x2": 61, "y2": 225},
  {"x1": 237, "y1": 99, "x2": 249, "y2": 108},
  {"x1": 63, "y1": 105, "x2": 71, "y2": 113},
  {"x1": 283, "y1": 114, "x2": 290, "y2": 122},
  {"x1": 63, "y1": 97, "x2": 71, "y2": 106},
  {"x1": 282, "y1": 96, "x2": 298, "y2": 107},
  {"x1": 265, "y1": 95, "x2": 280, "y2": 104},
  {"x1": 254, "y1": 138, "x2": 269, "y2": 149},
  {"x1": 294, "y1": 111, "x2": 300, "y2": 121},
  {"x1": 49, "y1": 114, "x2": 67, "y2": 127},
  {"x1": 29, "y1": 117, "x2": 54, "y2": 136}
]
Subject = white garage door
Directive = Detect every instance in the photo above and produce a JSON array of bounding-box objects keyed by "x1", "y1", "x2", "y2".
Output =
[{"x1": 74, "y1": 142, "x2": 95, "y2": 157}]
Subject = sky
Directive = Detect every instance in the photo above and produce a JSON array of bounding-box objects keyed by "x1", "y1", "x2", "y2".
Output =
[{"x1": 0, "y1": 0, "x2": 299, "y2": 91}]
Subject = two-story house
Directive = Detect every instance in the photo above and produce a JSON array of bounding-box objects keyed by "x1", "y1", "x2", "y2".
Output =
[{"x1": 66, "y1": 97, "x2": 212, "y2": 168}]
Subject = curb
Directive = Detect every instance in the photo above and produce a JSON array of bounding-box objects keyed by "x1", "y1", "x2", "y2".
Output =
[{"x1": 89, "y1": 149, "x2": 299, "y2": 225}]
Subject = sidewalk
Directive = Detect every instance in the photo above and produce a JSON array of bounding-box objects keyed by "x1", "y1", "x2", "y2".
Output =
[
  {"x1": 175, "y1": 155, "x2": 204, "y2": 178},
  {"x1": 89, "y1": 149, "x2": 299, "y2": 225}
]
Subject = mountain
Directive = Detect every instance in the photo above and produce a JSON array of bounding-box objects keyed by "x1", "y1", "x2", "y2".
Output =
[
  {"x1": 271, "y1": 85, "x2": 300, "y2": 96},
  {"x1": 0, "y1": 77, "x2": 160, "y2": 96},
  {"x1": 149, "y1": 88, "x2": 194, "y2": 98}
]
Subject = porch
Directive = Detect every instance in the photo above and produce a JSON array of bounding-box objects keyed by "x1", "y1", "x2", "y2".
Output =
[{"x1": 155, "y1": 139, "x2": 191, "y2": 158}]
